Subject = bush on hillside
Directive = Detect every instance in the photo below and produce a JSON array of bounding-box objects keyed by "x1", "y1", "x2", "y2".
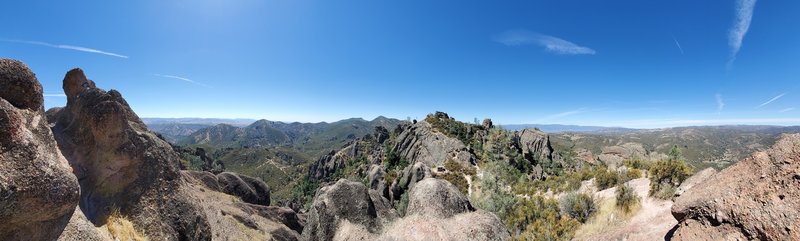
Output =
[
  {"x1": 507, "y1": 195, "x2": 581, "y2": 241},
  {"x1": 648, "y1": 146, "x2": 693, "y2": 199},
  {"x1": 559, "y1": 192, "x2": 596, "y2": 223},
  {"x1": 622, "y1": 168, "x2": 642, "y2": 181},
  {"x1": 615, "y1": 183, "x2": 640, "y2": 213},
  {"x1": 594, "y1": 168, "x2": 621, "y2": 190}
]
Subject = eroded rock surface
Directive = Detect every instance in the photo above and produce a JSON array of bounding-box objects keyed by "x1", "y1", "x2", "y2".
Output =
[
  {"x1": 0, "y1": 59, "x2": 81, "y2": 240},
  {"x1": 670, "y1": 134, "x2": 800, "y2": 240},
  {"x1": 302, "y1": 178, "x2": 508, "y2": 241}
]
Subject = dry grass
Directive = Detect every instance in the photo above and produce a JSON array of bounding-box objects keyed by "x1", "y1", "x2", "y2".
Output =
[
  {"x1": 573, "y1": 189, "x2": 641, "y2": 239},
  {"x1": 106, "y1": 210, "x2": 147, "y2": 241}
]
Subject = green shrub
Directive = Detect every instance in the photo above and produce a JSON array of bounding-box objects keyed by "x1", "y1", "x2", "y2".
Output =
[
  {"x1": 648, "y1": 158, "x2": 692, "y2": 199},
  {"x1": 471, "y1": 170, "x2": 517, "y2": 222},
  {"x1": 394, "y1": 192, "x2": 410, "y2": 216},
  {"x1": 506, "y1": 195, "x2": 581, "y2": 241},
  {"x1": 623, "y1": 168, "x2": 642, "y2": 181},
  {"x1": 615, "y1": 183, "x2": 640, "y2": 213},
  {"x1": 559, "y1": 192, "x2": 596, "y2": 223},
  {"x1": 594, "y1": 168, "x2": 621, "y2": 190},
  {"x1": 623, "y1": 154, "x2": 650, "y2": 170}
]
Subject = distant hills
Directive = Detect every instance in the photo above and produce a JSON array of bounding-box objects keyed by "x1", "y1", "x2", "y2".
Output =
[
  {"x1": 175, "y1": 116, "x2": 404, "y2": 157},
  {"x1": 502, "y1": 124, "x2": 636, "y2": 133},
  {"x1": 550, "y1": 125, "x2": 800, "y2": 170}
]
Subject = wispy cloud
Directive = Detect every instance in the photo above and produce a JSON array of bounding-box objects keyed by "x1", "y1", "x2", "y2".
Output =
[
  {"x1": 494, "y1": 30, "x2": 596, "y2": 55},
  {"x1": 540, "y1": 108, "x2": 587, "y2": 122},
  {"x1": 0, "y1": 38, "x2": 128, "y2": 58},
  {"x1": 154, "y1": 74, "x2": 210, "y2": 88},
  {"x1": 756, "y1": 93, "x2": 785, "y2": 108},
  {"x1": 611, "y1": 118, "x2": 800, "y2": 129},
  {"x1": 728, "y1": 0, "x2": 757, "y2": 67},
  {"x1": 780, "y1": 107, "x2": 795, "y2": 113},
  {"x1": 43, "y1": 93, "x2": 66, "y2": 97},
  {"x1": 671, "y1": 35, "x2": 685, "y2": 55},
  {"x1": 715, "y1": 94, "x2": 725, "y2": 114}
]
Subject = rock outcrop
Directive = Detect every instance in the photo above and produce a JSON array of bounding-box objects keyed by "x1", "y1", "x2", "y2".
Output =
[
  {"x1": 670, "y1": 134, "x2": 800, "y2": 240},
  {"x1": 392, "y1": 120, "x2": 477, "y2": 167},
  {"x1": 302, "y1": 178, "x2": 509, "y2": 241},
  {"x1": 517, "y1": 128, "x2": 555, "y2": 163},
  {"x1": 48, "y1": 68, "x2": 212, "y2": 240},
  {"x1": 0, "y1": 59, "x2": 81, "y2": 240},
  {"x1": 217, "y1": 172, "x2": 271, "y2": 206},
  {"x1": 301, "y1": 179, "x2": 399, "y2": 241}
]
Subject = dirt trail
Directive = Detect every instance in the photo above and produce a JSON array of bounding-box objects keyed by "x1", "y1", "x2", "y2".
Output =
[{"x1": 574, "y1": 178, "x2": 677, "y2": 241}]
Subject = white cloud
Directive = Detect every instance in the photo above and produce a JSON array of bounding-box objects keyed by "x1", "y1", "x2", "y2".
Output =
[
  {"x1": 728, "y1": 0, "x2": 757, "y2": 66},
  {"x1": 715, "y1": 94, "x2": 725, "y2": 114},
  {"x1": 43, "y1": 93, "x2": 66, "y2": 97},
  {"x1": 756, "y1": 93, "x2": 785, "y2": 108},
  {"x1": 494, "y1": 30, "x2": 596, "y2": 55},
  {"x1": 780, "y1": 107, "x2": 795, "y2": 113},
  {"x1": 611, "y1": 118, "x2": 800, "y2": 129},
  {"x1": 540, "y1": 108, "x2": 587, "y2": 122},
  {"x1": 154, "y1": 74, "x2": 210, "y2": 88},
  {"x1": 0, "y1": 38, "x2": 128, "y2": 58},
  {"x1": 672, "y1": 35, "x2": 685, "y2": 55}
]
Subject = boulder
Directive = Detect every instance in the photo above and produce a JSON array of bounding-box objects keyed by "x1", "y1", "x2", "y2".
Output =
[
  {"x1": 0, "y1": 59, "x2": 43, "y2": 110},
  {"x1": 670, "y1": 134, "x2": 800, "y2": 240},
  {"x1": 517, "y1": 128, "x2": 554, "y2": 163},
  {"x1": 389, "y1": 162, "x2": 431, "y2": 202},
  {"x1": 301, "y1": 179, "x2": 398, "y2": 241},
  {"x1": 0, "y1": 59, "x2": 81, "y2": 240},
  {"x1": 405, "y1": 178, "x2": 474, "y2": 218},
  {"x1": 217, "y1": 172, "x2": 271, "y2": 206}
]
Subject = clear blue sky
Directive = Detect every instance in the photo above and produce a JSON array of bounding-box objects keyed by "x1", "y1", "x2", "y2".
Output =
[{"x1": 2, "y1": 0, "x2": 799, "y2": 128}]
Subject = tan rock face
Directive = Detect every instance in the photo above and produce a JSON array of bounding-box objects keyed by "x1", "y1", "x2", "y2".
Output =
[
  {"x1": 670, "y1": 134, "x2": 800, "y2": 240},
  {"x1": 0, "y1": 59, "x2": 81, "y2": 240}
]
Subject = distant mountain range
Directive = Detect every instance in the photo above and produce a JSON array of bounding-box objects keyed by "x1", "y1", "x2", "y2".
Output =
[
  {"x1": 173, "y1": 116, "x2": 404, "y2": 157},
  {"x1": 502, "y1": 124, "x2": 636, "y2": 133}
]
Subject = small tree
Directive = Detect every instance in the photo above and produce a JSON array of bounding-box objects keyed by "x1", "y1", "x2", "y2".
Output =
[{"x1": 649, "y1": 146, "x2": 692, "y2": 199}]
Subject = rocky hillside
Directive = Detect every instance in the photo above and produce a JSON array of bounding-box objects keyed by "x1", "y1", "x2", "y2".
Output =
[{"x1": 670, "y1": 134, "x2": 800, "y2": 240}]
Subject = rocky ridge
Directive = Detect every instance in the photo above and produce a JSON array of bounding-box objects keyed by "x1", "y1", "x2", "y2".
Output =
[{"x1": 670, "y1": 134, "x2": 800, "y2": 240}]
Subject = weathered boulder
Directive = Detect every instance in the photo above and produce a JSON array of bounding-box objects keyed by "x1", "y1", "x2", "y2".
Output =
[
  {"x1": 0, "y1": 59, "x2": 81, "y2": 240},
  {"x1": 670, "y1": 134, "x2": 800, "y2": 240},
  {"x1": 301, "y1": 179, "x2": 399, "y2": 241},
  {"x1": 389, "y1": 162, "x2": 431, "y2": 202},
  {"x1": 405, "y1": 177, "x2": 474, "y2": 218},
  {"x1": 517, "y1": 128, "x2": 554, "y2": 163},
  {"x1": 368, "y1": 164, "x2": 390, "y2": 198},
  {"x1": 392, "y1": 121, "x2": 476, "y2": 167},
  {"x1": 303, "y1": 178, "x2": 509, "y2": 241},
  {"x1": 57, "y1": 208, "x2": 112, "y2": 241},
  {"x1": 597, "y1": 142, "x2": 648, "y2": 168},
  {"x1": 673, "y1": 167, "x2": 716, "y2": 198},
  {"x1": 217, "y1": 172, "x2": 271, "y2": 206},
  {"x1": 183, "y1": 170, "x2": 222, "y2": 192}
]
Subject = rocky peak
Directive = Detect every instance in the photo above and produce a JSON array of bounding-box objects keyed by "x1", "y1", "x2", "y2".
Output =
[{"x1": 0, "y1": 59, "x2": 81, "y2": 240}]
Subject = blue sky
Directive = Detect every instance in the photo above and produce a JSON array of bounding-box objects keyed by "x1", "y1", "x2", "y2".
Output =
[{"x1": 2, "y1": 0, "x2": 799, "y2": 128}]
